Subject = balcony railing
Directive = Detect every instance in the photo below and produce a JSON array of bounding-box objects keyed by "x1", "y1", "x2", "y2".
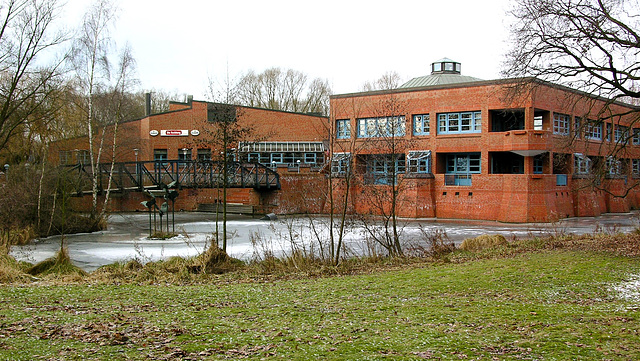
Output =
[
  {"x1": 444, "y1": 174, "x2": 472, "y2": 186},
  {"x1": 556, "y1": 174, "x2": 568, "y2": 186}
]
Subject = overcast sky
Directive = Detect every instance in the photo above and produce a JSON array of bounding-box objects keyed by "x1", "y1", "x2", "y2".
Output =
[{"x1": 62, "y1": 0, "x2": 514, "y2": 100}]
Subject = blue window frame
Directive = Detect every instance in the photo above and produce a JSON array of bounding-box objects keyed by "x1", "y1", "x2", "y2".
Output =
[
  {"x1": 304, "y1": 153, "x2": 317, "y2": 164},
  {"x1": 615, "y1": 125, "x2": 629, "y2": 144},
  {"x1": 357, "y1": 116, "x2": 406, "y2": 138},
  {"x1": 336, "y1": 119, "x2": 350, "y2": 139},
  {"x1": 437, "y1": 111, "x2": 481, "y2": 134},
  {"x1": 270, "y1": 153, "x2": 283, "y2": 164},
  {"x1": 553, "y1": 113, "x2": 570, "y2": 135},
  {"x1": 445, "y1": 153, "x2": 481, "y2": 174},
  {"x1": 533, "y1": 155, "x2": 544, "y2": 174},
  {"x1": 413, "y1": 114, "x2": 430, "y2": 135},
  {"x1": 153, "y1": 149, "x2": 167, "y2": 162},
  {"x1": 606, "y1": 123, "x2": 613, "y2": 141},
  {"x1": 331, "y1": 153, "x2": 351, "y2": 176},
  {"x1": 634, "y1": 129, "x2": 640, "y2": 145},
  {"x1": 407, "y1": 151, "x2": 431, "y2": 173},
  {"x1": 574, "y1": 153, "x2": 592, "y2": 175},
  {"x1": 574, "y1": 117, "x2": 582, "y2": 138},
  {"x1": 248, "y1": 153, "x2": 261, "y2": 163},
  {"x1": 365, "y1": 154, "x2": 406, "y2": 185},
  {"x1": 585, "y1": 121, "x2": 602, "y2": 141},
  {"x1": 633, "y1": 159, "x2": 640, "y2": 177}
]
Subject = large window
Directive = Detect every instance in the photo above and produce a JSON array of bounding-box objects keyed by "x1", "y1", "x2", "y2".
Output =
[
  {"x1": 270, "y1": 153, "x2": 284, "y2": 164},
  {"x1": 533, "y1": 154, "x2": 544, "y2": 174},
  {"x1": 574, "y1": 117, "x2": 582, "y2": 138},
  {"x1": 178, "y1": 148, "x2": 192, "y2": 161},
  {"x1": 77, "y1": 150, "x2": 90, "y2": 164},
  {"x1": 437, "y1": 111, "x2": 481, "y2": 134},
  {"x1": 533, "y1": 115, "x2": 543, "y2": 130},
  {"x1": 364, "y1": 154, "x2": 405, "y2": 185},
  {"x1": 197, "y1": 149, "x2": 211, "y2": 161},
  {"x1": 336, "y1": 119, "x2": 350, "y2": 139},
  {"x1": 304, "y1": 153, "x2": 317, "y2": 164},
  {"x1": 615, "y1": 125, "x2": 629, "y2": 144},
  {"x1": 407, "y1": 151, "x2": 431, "y2": 174},
  {"x1": 606, "y1": 123, "x2": 613, "y2": 142},
  {"x1": 585, "y1": 121, "x2": 603, "y2": 141},
  {"x1": 633, "y1": 159, "x2": 640, "y2": 177},
  {"x1": 357, "y1": 116, "x2": 406, "y2": 138},
  {"x1": 59, "y1": 150, "x2": 71, "y2": 165},
  {"x1": 553, "y1": 113, "x2": 570, "y2": 135},
  {"x1": 633, "y1": 129, "x2": 640, "y2": 145},
  {"x1": 444, "y1": 153, "x2": 480, "y2": 186},
  {"x1": 153, "y1": 149, "x2": 167, "y2": 162},
  {"x1": 606, "y1": 157, "x2": 623, "y2": 176},
  {"x1": 331, "y1": 153, "x2": 351, "y2": 176},
  {"x1": 446, "y1": 153, "x2": 481, "y2": 174},
  {"x1": 413, "y1": 114, "x2": 430, "y2": 135},
  {"x1": 574, "y1": 153, "x2": 592, "y2": 175}
]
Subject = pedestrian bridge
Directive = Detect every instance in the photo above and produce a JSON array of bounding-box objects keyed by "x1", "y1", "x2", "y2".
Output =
[{"x1": 67, "y1": 160, "x2": 280, "y2": 195}]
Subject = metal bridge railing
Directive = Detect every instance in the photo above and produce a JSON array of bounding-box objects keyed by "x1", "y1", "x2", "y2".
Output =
[{"x1": 67, "y1": 160, "x2": 281, "y2": 194}]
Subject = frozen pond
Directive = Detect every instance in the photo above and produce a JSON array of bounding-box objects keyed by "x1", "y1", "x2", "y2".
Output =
[{"x1": 10, "y1": 211, "x2": 639, "y2": 271}]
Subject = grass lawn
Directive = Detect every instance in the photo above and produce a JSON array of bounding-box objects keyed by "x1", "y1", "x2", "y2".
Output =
[{"x1": 1, "y1": 250, "x2": 639, "y2": 360}]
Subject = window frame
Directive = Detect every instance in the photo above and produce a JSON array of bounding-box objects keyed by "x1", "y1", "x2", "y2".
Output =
[
  {"x1": 336, "y1": 119, "x2": 351, "y2": 139},
  {"x1": 412, "y1": 114, "x2": 430, "y2": 135},
  {"x1": 445, "y1": 153, "x2": 481, "y2": 174},
  {"x1": 615, "y1": 124, "x2": 629, "y2": 144},
  {"x1": 585, "y1": 121, "x2": 603, "y2": 141},
  {"x1": 330, "y1": 153, "x2": 351, "y2": 176},
  {"x1": 356, "y1": 116, "x2": 406, "y2": 138},
  {"x1": 553, "y1": 113, "x2": 570, "y2": 135},
  {"x1": 574, "y1": 153, "x2": 592, "y2": 175},
  {"x1": 633, "y1": 159, "x2": 640, "y2": 177},
  {"x1": 407, "y1": 151, "x2": 432, "y2": 174},
  {"x1": 437, "y1": 111, "x2": 482, "y2": 135}
]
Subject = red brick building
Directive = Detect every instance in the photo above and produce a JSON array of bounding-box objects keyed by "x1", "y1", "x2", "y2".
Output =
[
  {"x1": 51, "y1": 98, "x2": 329, "y2": 213},
  {"x1": 330, "y1": 58, "x2": 640, "y2": 222}
]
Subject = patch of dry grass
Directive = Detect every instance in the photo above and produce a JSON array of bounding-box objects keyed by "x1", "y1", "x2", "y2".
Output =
[
  {"x1": 0, "y1": 246, "x2": 30, "y2": 283},
  {"x1": 26, "y1": 247, "x2": 87, "y2": 279},
  {"x1": 460, "y1": 234, "x2": 508, "y2": 251}
]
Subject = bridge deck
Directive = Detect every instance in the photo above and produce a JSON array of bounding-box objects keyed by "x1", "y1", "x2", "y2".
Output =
[{"x1": 67, "y1": 160, "x2": 281, "y2": 194}]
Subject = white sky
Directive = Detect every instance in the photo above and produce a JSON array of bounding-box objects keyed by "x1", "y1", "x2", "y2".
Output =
[{"x1": 61, "y1": 0, "x2": 514, "y2": 99}]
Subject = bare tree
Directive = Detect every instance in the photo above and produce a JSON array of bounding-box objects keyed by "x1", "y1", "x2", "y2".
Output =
[
  {"x1": 355, "y1": 95, "x2": 411, "y2": 257},
  {"x1": 361, "y1": 71, "x2": 402, "y2": 92},
  {"x1": 503, "y1": 0, "x2": 639, "y2": 109},
  {"x1": 229, "y1": 67, "x2": 331, "y2": 115},
  {"x1": 0, "y1": 0, "x2": 68, "y2": 160},
  {"x1": 201, "y1": 76, "x2": 255, "y2": 252},
  {"x1": 504, "y1": 0, "x2": 640, "y2": 199}
]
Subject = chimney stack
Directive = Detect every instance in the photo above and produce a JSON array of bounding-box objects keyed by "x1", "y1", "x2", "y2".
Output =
[{"x1": 145, "y1": 93, "x2": 152, "y2": 116}]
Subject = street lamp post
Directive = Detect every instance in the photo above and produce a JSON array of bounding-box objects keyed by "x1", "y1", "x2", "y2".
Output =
[{"x1": 133, "y1": 148, "x2": 139, "y2": 178}]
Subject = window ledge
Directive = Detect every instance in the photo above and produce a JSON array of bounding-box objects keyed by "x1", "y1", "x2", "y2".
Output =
[
  {"x1": 404, "y1": 173, "x2": 434, "y2": 179},
  {"x1": 436, "y1": 133, "x2": 482, "y2": 139}
]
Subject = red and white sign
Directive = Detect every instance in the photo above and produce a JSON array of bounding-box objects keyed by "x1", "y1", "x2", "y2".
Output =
[{"x1": 161, "y1": 130, "x2": 189, "y2": 137}]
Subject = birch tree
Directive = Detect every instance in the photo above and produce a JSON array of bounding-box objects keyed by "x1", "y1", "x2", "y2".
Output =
[{"x1": 70, "y1": 0, "x2": 131, "y2": 221}]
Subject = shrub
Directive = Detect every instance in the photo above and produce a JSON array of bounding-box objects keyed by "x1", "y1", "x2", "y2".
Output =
[{"x1": 460, "y1": 234, "x2": 508, "y2": 251}]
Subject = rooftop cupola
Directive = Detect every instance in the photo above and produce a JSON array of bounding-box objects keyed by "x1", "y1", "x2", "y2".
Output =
[{"x1": 431, "y1": 58, "x2": 461, "y2": 75}]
